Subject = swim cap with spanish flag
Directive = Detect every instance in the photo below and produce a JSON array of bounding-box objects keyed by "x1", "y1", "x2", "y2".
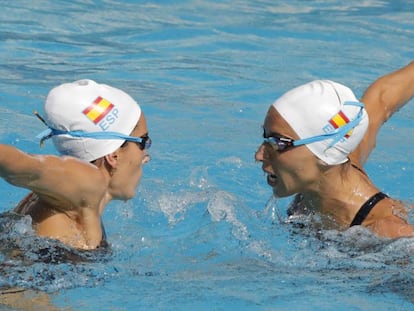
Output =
[
  {"x1": 272, "y1": 80, "x2": 369, "y2": 165},
  {"x1": 42, "y1": 79, "x2": 141, "y2": 162}
]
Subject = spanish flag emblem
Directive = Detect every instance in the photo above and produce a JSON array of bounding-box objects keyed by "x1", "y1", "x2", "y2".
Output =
[
  {"x1": 83, "y1": 96, "x2": 114, "y2": 124},
  {"x1": 329, "y1": 111, "x2": 353, "y2": 138}
]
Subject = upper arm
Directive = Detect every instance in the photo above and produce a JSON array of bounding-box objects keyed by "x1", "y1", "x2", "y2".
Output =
[
  {"x1": 350, "y1": 61, "x2": 414, "y2": 165},
  {"x1": 0, "y1": 144, "x2": 101, "y2": 200},
  {"x1": 0, "y1": 145, "x2": 44, "y2": 188}
]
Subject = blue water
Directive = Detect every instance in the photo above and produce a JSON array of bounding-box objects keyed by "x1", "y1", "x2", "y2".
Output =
[{"x1": 1, "y1": 1, "x2": 414, "y2": 310}]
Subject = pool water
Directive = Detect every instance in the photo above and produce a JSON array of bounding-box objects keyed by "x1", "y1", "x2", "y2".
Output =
[{"x1": 1, "y1": 1, "x2": 414, "y2": 310}]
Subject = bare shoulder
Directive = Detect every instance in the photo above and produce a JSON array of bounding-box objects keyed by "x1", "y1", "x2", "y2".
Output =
[
  {"x1": 366, "y1": 215, "x2": 414, "y2": 239},
  {"x1": 365, "y1": 198, "x2": 414, "y2": 239},
  {"x1": 30, "y1": 155, "x2": 107, "y2": 207},
  {"x1": 36, "y1": 155, "x2": 103, "y2": 184}
]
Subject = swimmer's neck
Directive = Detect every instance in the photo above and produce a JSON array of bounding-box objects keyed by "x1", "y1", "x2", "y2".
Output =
[{"x1": 300, "y1": 164, "x2": 379, "y2": 225}]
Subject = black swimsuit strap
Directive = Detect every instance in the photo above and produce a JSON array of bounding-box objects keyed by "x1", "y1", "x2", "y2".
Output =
[
  {"x1": 351, "y1": 163, "x2": 367, "y2": 176},
  {"x1": 350, "y1": 192, "x2": 389, "y2": 227}
]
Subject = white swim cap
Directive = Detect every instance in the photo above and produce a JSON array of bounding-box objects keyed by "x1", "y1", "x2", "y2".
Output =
[
  {"x1": 42, "y1": 79, "x2": 141, "y2": 162},
  {"x1": 272, "y1": 80, "x2": 369, "y2": 165}
]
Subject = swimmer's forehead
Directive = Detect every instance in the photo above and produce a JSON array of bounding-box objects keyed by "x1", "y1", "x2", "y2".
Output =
[{"x1": 263, "y1": 106, "x2": 299, "y2": 139}]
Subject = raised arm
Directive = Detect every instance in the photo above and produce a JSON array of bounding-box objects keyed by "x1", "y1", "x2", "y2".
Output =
[
  {"x1": 350, "y1": 61, "x2": 414, "y2": 165},
  {"x1": 0, "y1": 144, "x2": 43, "y2": 188},
  {"x1": 0, "y1": 144, "x2": 102, "y2": 201}
]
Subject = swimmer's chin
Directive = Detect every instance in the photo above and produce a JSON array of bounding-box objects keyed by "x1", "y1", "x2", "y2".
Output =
[
  {"x1": 272, "y1": 189, "x2": 284, "y2": 198},
  {"x1": 116, "y1": 190, "x2": 137, "y2": 201},
  {"x1": 267, "y1": 174, "x2": 281, "y2": 197},
  {"x1": 267, "y1": 175, "x2": 291, "y2": 198}
]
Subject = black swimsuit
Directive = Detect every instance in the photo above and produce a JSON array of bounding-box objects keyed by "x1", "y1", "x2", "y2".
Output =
[
  {"x1": 350, "y1": 192, "x2": 389, "y2": 227},
  {"x1": 349, "y1": 163, "x2": 389, "y2": 227}
]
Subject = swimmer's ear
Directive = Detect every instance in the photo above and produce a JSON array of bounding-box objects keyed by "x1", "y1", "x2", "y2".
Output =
[
  {"x1": 316, "y1": 157, "x2": 330, "y2": 171},
  {"x1": 316, "y1": 158, "x2": 328, "y2": 166},
  {"x1": 104, "y1": 152, "x2": 119, "y2": 169}
]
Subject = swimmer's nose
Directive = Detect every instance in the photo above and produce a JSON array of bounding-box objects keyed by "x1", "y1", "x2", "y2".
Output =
[
  {"x1": 142, "y1": 153, "x2": 151, "y2": 164},
  {"x1": 255, "y1": 144, "x2": 265, "y2": 162}
]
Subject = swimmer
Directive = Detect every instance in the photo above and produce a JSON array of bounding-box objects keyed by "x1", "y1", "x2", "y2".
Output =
[
  {"x1": 0, "y1": 79, "x2": 151, "y2": 249},
  {"x1": 255, "y1": 61, "x2": 414, "y2": 239}
]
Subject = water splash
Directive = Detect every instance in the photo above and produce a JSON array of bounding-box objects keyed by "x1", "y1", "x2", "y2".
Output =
[
  {"x1": 207, "y1": 191, "x2": 248, "y2": 240},
  {"x1": 156, "y1": 190, "x2": 210, "y2": 225},
  {"x1": 0, "y1": 212, "x2": 113, "y2": 292}
]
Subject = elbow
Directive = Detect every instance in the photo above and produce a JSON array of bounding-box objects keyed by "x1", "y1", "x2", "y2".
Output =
[{"x1": 377, "y1": 83, "x2": 398, "y2": 122}]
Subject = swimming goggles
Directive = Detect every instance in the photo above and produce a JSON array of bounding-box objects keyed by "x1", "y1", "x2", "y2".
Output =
[
  {"x1": 263, "y1": 101, "x2": 364, "y2": 151},
  {"x1": 34, "y1": 111, "x2": 151, "y2": 150}
]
